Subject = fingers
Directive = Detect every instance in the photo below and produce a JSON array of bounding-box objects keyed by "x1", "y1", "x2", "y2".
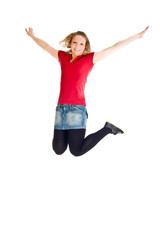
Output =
[
  {"x1": 138, "y1": 26, "x2": 149, "y2": 38},
  {"x1": 25, "y1": 27, "x2": 34, "y2": 36},
  {"x1": 144, "y1": 26, "x2": 149, "y2": 33},
  {"x1": 25, "y1": 28, "x2": 29, "y2": 35},
  {"x1": 29, "y1": 27, "x2": 33, "y2": 32}
]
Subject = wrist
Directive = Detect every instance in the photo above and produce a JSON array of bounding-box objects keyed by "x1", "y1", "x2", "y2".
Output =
[
  {"x1": 30, "y1": 34, "x2": 35, "y2": 40},
  {"x1": 136, "y1": 33, "x2": 141, "y2": 39}
]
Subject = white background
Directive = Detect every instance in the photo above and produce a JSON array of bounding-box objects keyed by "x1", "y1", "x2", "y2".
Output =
[{"x1": 0, "y1": 0, "x2": 160, "y2": 239}]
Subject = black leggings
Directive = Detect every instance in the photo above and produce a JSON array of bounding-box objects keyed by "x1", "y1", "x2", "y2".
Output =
[{"x1": 52, "y1": 127, "x2": 112, "y2": 156}]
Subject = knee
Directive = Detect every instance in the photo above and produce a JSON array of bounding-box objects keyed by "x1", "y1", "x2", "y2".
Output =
[
  {"x1": 53, "y1": 147, "x2": 65, "y2": 155},
  {"x1": 53, "y1": 147, "x2": 66, "y2": 155},
  {"x1": 69, "y1": 148, "x2": 81, "y2": 157},
  {"x1": 52, "y1": 142, "x2": 66, "y2": 155}
]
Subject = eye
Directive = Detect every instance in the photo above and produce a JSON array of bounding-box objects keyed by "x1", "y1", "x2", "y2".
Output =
[{"x1": 81, "y1": 43, "x2": 84, "y2": 46}]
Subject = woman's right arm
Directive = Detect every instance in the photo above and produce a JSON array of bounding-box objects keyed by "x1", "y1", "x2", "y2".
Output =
[{"x1": 25, "y1": 27, "x2": 58, "y2": 59}]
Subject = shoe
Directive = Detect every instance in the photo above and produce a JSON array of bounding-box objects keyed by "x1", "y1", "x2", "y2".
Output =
[{"x1": 104, "y1": 122, "x2": 124, "y2": 135}]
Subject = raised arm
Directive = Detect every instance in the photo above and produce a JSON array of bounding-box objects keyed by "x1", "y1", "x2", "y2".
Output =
[
  {"x1": 25, "y1": 27, "x2": 59, "y2": 59},
  {"x1": 93, "y1": 26, "x2": 149, "y2": 64}
]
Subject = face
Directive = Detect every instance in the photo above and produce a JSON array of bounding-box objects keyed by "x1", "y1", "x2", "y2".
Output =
[{"x1": 70, "y1": 35, "x2": 86, "y2": 57}]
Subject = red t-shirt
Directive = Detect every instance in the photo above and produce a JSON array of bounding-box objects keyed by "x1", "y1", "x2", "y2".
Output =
[{"x1": 57, "y1": 50, "x2": 95, "y2": 106}]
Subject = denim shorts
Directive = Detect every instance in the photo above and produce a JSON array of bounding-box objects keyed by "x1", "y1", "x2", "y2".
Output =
[{"x1": 54, "y1": 104, "x2": 88, "y2": 130}]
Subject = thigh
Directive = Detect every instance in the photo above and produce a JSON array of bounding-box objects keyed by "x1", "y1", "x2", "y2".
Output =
[
  {"x1": 68, "y1": 129, "x2": 86, "y2": 154},
  {"x1": 52, "y1": 129, "x2": 68, "y2": 155}
]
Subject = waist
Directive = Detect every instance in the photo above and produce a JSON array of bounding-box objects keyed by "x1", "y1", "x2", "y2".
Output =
[{"x1": 57, "y1": 104, "x2": 86, "y2": 110}]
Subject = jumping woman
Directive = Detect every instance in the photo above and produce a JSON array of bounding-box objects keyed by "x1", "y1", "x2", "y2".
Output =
[{"x1": 25, "y1": 26, "x2": 149, "y2": 156}]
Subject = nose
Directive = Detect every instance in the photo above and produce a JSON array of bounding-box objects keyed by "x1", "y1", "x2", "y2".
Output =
[{"x1": 75, "y1": 43, "x2": 79, "y2": 48}]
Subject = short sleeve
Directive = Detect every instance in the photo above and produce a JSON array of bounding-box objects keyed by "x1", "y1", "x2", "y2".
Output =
[
  {"x1": 85, "y1": 52, "x2": 95, "y2": 67},
  {"x1": 58, "y1": 50, "x2": 66, "y2": 63},
  {"x1": 86, "y1": 52, "x2": 94, "y2": 67}
]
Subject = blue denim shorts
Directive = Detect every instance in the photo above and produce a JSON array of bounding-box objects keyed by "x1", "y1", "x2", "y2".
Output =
[{"x1": 54, "y1": 104, "x2": 88, "y2": 130}]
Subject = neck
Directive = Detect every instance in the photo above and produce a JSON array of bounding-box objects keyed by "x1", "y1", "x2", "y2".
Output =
[
  {"x1": 71, "y1": 54, "x2": 77, "y2": 60},
  {"x1": 70, "y1": 54, "x2": 78, "y2": 62}
]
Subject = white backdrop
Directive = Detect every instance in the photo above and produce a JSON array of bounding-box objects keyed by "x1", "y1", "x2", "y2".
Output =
[{"x1": 0, "y1": 0, "x2": 160, "y2": 239}]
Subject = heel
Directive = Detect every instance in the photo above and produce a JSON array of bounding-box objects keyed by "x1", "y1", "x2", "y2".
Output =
[{"x1": 105, "y1": 122, "x2": 124, "y2": 135}]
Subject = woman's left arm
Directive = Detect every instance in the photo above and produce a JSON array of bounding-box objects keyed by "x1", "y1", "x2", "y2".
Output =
[{"x1": 93, "y1": 26, "x2": 149, "y2": 64}]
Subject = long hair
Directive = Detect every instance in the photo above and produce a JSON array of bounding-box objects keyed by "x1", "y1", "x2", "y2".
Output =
[{"x1": 59, "y1": 31, "x2": 91, "y2": 55}]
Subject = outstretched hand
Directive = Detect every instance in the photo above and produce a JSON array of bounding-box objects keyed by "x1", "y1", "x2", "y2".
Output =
[
  {"x1": 137, "y1": 26, "x2": 149, "y2": 38},
  {"x1": 25, "y1": 27, "x2": 34, "y2": 38}
]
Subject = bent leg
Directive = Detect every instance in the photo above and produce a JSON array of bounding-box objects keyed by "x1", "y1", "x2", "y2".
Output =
[
  {"x1": 52, "y1": 129, "x2": 68, "y2": 155},
  {"x1": 68, "y1": 127, "x2": 112, "y2": 156}
]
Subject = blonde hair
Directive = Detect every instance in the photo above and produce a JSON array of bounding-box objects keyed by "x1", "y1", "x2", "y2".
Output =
[{"x1": 59, "y1": 31, "x2": 91, "y2": 55}]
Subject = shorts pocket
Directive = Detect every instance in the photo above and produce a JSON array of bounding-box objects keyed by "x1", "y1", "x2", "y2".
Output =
[{"x1": 73, "y1": 105, "x2": 86, "y2": 113}]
